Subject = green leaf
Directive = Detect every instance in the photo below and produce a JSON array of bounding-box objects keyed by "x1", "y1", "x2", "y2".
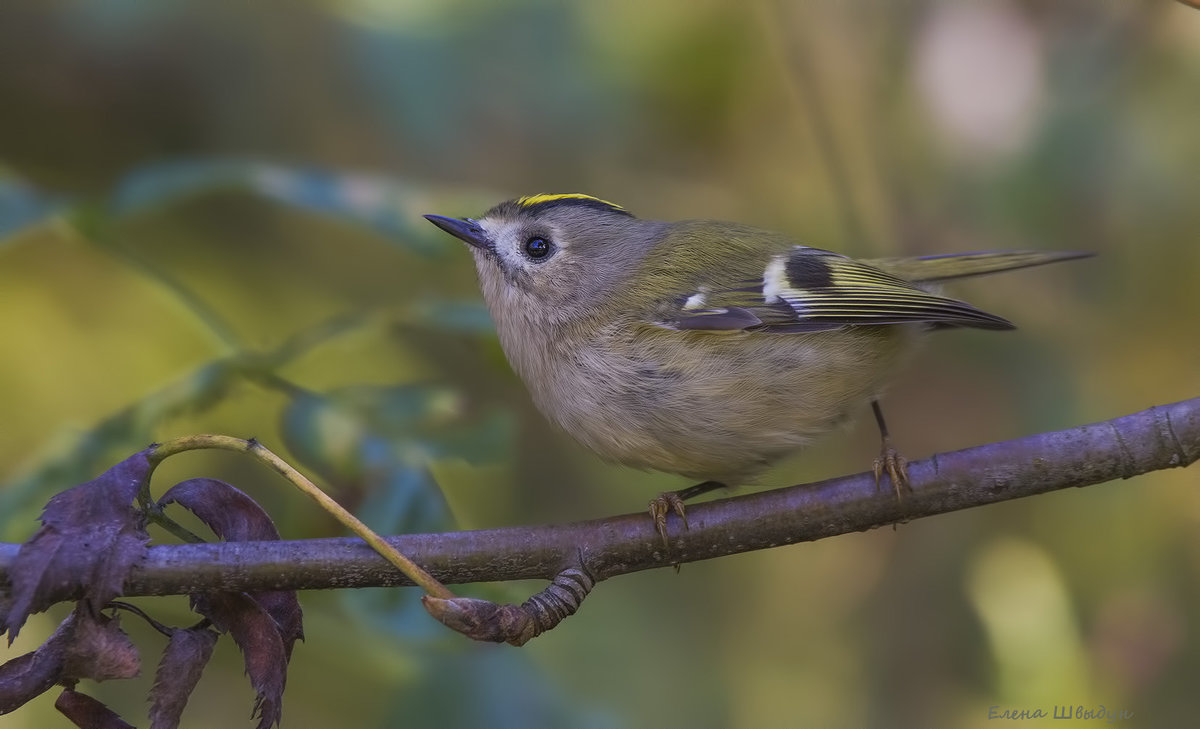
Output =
[
  {"x1": 386, "y1": 650, "x2": 617, "y2": 729},
  {"x1": 279, "y1": 386, "x2": 459, "y2": 534},
  {"x1": 109, "y1": 160, "x2": 453, "y2": 254},
  {"x1": 401, "y1": 298, "x2": 495, "y2": 334},
  {"x1": 0, "y1": 361, "x2": 237, "y2": 540},
  {"x1": 0, "y1": 177, "x2": 65, "y2": 240}
]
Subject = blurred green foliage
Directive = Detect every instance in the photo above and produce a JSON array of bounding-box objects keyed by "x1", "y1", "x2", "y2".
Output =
[{"x1": 2, "y1": 1, "x2": 1199, "y2": 728}]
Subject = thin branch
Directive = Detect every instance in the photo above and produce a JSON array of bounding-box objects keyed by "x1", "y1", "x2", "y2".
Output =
[
  {"x1": 146, "y1": 434, "x2": 454, "y2": 599},
  {"x1": 107, "y1": 600, "x2": 176, "y2": 639},
  {"x1": 3, "y1": 397, "x2": 1193, "y2": 601},
  {"x1": 759, "y1": 0, "x2": 871, "y2": 246},
  {"x1": 61, "y1": 219, "x2": 246, "y2": 353}
]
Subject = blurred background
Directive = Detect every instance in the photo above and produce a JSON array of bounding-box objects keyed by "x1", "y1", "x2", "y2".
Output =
[{"x1": 2, "y1": 1, "x2": 1198, "y2": 727}]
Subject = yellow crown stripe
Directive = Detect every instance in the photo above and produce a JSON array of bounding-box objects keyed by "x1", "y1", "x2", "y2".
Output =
[{"x1": 516, "y1": 193, "x2": 626, "y2": 211}]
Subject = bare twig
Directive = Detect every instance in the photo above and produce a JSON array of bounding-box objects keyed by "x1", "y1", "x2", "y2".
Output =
[
  {"x1": 146, "y1": 434, "x2": 454, "y2": 599},
  {"x1": 2, "y1": 397, "x2": 1197, "y2": 643},
  {"x1": 5, "y1": 397, "x2": 1195, "y2": 589}
]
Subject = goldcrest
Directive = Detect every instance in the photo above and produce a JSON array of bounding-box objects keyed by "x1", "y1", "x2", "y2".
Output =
[{"x1": 426, "y1": 194, "x2": 1088, "y2": 533}]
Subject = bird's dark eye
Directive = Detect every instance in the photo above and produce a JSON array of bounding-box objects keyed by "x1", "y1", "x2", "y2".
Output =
[{"x1": 523, "y1": 236, "x2": 552, "y2": 260}]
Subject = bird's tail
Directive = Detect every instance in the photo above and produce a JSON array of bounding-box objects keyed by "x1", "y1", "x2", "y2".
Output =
[{"x1": 867, "y1": 250, "x2": 1093, "y2": 283}]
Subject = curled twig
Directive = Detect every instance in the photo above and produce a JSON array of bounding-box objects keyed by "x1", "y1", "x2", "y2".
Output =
[{"x1": 2, "y1": 397, "x2": 1197, "y2": 643}]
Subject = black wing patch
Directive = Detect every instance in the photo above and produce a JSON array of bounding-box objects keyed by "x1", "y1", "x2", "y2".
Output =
[
  {"x1": 784, "y1": 251, "x2": 836, "y2": 290},
  {"x1": 658, "y1": 247, "x2": 1014, "y2": 333}
]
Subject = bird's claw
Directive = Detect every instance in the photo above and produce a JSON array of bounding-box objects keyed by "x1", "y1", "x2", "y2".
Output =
[
  {"x1": 648, "y1": 491, "x2": 689, "y2": 547},
  {"x1": 873, "y1": 440, "x2": 910, "y2": 500}
]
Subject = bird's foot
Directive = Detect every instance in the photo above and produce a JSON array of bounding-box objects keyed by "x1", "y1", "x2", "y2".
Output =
[
  {"x1": 648, "y1": 491, "x2": 689, "y2": 548},
  {"x1": 648, "y1": 480, "x2": 727, "y2": 548},
  {"x1": 872, "y1": 438, "x2": 910, "y2": 499}
]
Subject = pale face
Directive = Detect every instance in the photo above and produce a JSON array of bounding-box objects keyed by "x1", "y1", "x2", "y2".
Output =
[
  {"x1": 426, "y1": 196, "x2": 658, "y2": 323},
  {"x1": 475, "y1": 214, "x2": 571, "y2": 289}
]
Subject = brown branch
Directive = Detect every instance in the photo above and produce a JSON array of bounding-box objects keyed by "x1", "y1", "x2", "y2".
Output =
[{"x1": 2, "y1": 397, "x2": 1198, "y2": 643}]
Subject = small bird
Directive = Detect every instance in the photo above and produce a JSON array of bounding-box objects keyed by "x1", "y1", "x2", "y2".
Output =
[{"x1": 425, "y1": 194, "x2": 1089, "y2": 543}]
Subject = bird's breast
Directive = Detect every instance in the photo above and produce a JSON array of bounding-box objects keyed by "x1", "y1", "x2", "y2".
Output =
[{"x1": 495, "y1": 309, "x2": 920, "y2": 482}]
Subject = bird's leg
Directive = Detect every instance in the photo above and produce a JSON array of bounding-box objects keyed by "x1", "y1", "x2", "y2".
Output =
[
  {"x1": 870, "y1": 399, "x2": 909, "y2": 498},
  {"x1": 649, "y1": 480, "x2": 726, "y2": 547}
]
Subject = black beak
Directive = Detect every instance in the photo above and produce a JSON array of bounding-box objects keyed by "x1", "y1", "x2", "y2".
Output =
[{"x1": 423, "y1": 214, "x2": 491, "y2": 250}]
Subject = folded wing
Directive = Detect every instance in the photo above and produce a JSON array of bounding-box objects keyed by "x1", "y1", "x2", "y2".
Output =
[{"x1": 656, "y1": 247, "x2": 1015, "y2": 333}]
